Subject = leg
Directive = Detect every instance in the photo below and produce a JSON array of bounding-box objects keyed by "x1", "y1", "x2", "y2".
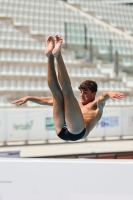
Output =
[
  {"x1": 45, "y1": 36, "x2": 65, "y2": 134},
  {"x1": 52, "y1": 35, "x2": 85, "y2": 134}
]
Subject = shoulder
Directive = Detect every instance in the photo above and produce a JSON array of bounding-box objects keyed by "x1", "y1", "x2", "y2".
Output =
[{"x1": 95, "y1": 97, "x2": 106, "y2": 108}]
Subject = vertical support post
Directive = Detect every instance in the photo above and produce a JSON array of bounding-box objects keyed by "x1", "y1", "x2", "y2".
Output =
[
  {"x1": 64, "y1": 22, "x2": 67, "y2": 49},
  {"x1": 109, "y1": 39, "x2": 113, "y2": 63},
  {"x1": 89, "y1": 38, "x2": 93, "y2": 64},
  {"x1": 84, "y1": 24, "x2": 87, "y2": 50},
  {"x1": 114, "y1": 51, "x2": 119, "y2": 77}
]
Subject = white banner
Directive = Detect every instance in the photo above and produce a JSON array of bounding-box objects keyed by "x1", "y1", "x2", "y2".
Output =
[
  {"x1": 90, "y1": 107, "x2": 122, "y2": 137},
  {"x1": 0, "y1": 107, "x2": 132, "y2": 143},
  {"x1": 6, "y1": 109, "x2": 28, "y2": 142},
  {"x1": 121, "y1": 107, "x2": 133, "y2": 136},
  {"x1": 26, "y1": 108, "x2": 47, "y2": 141},
  {"x1": 0, "y1": 150, "x2": 20, "y2": 158},
  {"x1": 43, "y1": 108, "x2": 59, "y2": 140},
  {"x1": 101, "y1": 107, "x2": 121, "y2": 137},
  {"x1": 0, "y1": 109, "x2": 6, "y2": 142}
]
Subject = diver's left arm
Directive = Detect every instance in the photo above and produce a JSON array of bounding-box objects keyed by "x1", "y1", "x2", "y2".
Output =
[{"x1": 97, "y1": 91, "x2": 124, "y2": 106}]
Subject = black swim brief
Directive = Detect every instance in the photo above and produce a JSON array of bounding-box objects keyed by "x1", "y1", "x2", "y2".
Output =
[{"x1": 57, "y1": 123, "x2": 86, "y2": 141}]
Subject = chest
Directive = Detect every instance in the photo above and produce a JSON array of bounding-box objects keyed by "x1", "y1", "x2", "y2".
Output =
[{"x1": 80, "y1": 103, "x2": 103, "y2": 119}]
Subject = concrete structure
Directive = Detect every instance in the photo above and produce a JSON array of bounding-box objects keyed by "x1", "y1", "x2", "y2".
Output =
[{"x1": 0, "y1": 158, "x2": 133, "y2": 200}]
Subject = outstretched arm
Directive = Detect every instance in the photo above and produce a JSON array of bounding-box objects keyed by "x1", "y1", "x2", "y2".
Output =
[
  {"x1": 11, "y1": 96, "x2": 53, "y2": 106},
  {"x1": 97, "y1": 91, "x2": 124, "y2": 106}
]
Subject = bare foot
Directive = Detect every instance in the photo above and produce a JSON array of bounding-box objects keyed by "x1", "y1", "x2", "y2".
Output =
[
  {"x1": 52, "y1": 35, "x2": 63, "y2": 58},
  {"x1": 45, "y1": 35, "x2": 55, "y2": 58}
]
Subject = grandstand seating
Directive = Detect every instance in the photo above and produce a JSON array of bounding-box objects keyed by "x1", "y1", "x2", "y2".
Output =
[
  {"x1": 0, "y1": 0, "x2": 132, "y2": 107},
  {"x1": 68, "y1": 0, "x2": 133, "y2": 34},
  {"x1": 0, "y1": 79, "x2": 130, "y2": 93},
  {"x1": 67, "y1": 1, "x2": 133, "y2": 62}
]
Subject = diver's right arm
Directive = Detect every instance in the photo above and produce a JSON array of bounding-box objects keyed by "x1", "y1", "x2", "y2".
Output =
[{"x1": 11, "y1": 96, "x2": 53, "y2": 106}]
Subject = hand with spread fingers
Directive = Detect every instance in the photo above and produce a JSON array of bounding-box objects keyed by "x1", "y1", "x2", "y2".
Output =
[
  {"x1": 108, "y1": 91, "x2": 124, "y2": 100},
  {"x1": 11, "y1": 97, "x2": 28, "y2": 105}
]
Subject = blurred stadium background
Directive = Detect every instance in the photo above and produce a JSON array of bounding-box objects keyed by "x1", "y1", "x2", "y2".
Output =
[{"x1": 0, "y1": 0, "x2": 133, "y2": 159}]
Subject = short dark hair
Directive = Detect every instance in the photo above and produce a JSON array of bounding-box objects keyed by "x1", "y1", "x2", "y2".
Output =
[{"x1": 78, "y1": 80, "x2": 97, "y2": 93}]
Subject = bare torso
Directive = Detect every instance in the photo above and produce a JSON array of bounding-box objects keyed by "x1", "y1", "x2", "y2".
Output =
[{"x1": 78, "y1": 99, "x2": 104, "y2": 138}]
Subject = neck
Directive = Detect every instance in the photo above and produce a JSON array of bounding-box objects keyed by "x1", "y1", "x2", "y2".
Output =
[{"x1": 81, "y1": 98, "x2": 95, "y2": 105}]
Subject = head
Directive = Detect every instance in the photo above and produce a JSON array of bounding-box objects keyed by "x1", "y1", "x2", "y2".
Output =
[{"x1": 78, "y1": 80, "x2": 97, "y2": 104}]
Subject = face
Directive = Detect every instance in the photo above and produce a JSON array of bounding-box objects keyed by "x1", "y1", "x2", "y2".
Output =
[{"x1": 79, "y1": 89, "x2": 96, "y2": 105}]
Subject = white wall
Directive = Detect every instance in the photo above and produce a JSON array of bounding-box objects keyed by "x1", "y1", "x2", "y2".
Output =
[{"x1": 0, "y1": 158, "x2": 133, "y2": 200}]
